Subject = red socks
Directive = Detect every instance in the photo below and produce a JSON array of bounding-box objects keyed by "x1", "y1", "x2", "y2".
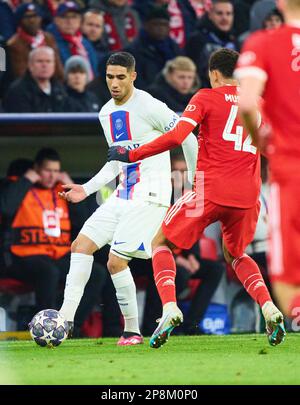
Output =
[
  {"x1": 152, "y1": 246, "x2": 177, "y2": 306},
  {"x1": 232, "y1": 254, "x2": 271, "y2": 307}
]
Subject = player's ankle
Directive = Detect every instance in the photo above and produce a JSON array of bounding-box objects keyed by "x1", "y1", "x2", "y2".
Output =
[
  {"x1": 262, "y1": 300, "x2": 274, "y2": 310},
  {"x1": 123, "y1": 331, "x2": 141, "y2": 338},
  {"x1": 163, "y1": 301, "x2": 178, "y2": 313}
]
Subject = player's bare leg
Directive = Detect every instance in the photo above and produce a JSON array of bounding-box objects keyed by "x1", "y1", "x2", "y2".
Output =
[
  {"x1": 149, "y1": 227, "x2": 183, "y2": 349},
  {"x1": 107, "y1": 252, "x2": 143, "y2": 346},
  {"x1": 272, "y1": 281, "x2": 300, "y2": 321},
  {"x1": 60, "y1": 233, "x2": 98, "y2": 337},
  {"x1": 223, "y1": 241, "x2": 285, "y2": 346}
]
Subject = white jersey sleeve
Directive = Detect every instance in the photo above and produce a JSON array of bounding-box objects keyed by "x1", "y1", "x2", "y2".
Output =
[
  {"x1": 82, "y1": 161, "x2": 120, "y2": 197},
  {"x1": 147, "y1": 97, "x2": 198, "y2": 183}
]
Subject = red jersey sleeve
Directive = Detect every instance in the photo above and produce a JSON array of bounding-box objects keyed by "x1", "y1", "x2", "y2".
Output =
[
  {"x1": 180, "y1": 90, "x2": 207, "y2": 125},
  {"x1": 235, "y1": 30, "x2": 269, "y2": 82},
  {"x1": 129, "y1": 91, "x2": 206, "y2": 163}
]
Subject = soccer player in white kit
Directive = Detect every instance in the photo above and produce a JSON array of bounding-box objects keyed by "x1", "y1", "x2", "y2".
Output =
[{"x1": 58, "y1": 52, "x2": 198, "y2": 345}]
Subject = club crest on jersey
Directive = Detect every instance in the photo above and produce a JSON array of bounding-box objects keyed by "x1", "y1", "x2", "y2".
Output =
[
  {"x1": 115, "y1": 118, "x2": 123, "y2": 131},
  {"x1": 110, "y1": 111, "x2": 132, "y2": 142}
]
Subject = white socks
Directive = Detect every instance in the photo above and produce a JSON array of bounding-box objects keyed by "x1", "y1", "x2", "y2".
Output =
[
  {"x1": 111, "y1": 267, "x2": 140, "y2": 335},
  {"x1": 60, "y1": 256, "x2": 140, "y2": 335},
  {"x1": 60, "y1": 253, "x2": 94, "y2": 322}
]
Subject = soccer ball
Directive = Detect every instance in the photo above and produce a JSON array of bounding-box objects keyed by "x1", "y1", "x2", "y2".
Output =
[{"x1": 29, "y1": 309, "x2": 69, "y2": 347}]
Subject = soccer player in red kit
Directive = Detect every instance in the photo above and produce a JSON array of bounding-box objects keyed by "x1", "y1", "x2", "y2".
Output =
[
  {"x1": 235, "y1": 0, "x2": 300, "y2": 322},
  {"x1": 108, "y1": 48, "x2": 285, "y2": 348}
]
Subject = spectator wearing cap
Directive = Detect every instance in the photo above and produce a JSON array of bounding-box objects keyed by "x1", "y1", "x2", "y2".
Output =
[
  {"x1": 89, "y1": 0, "x2": 140, "y2": 52},
  {"x1": 124, "y1": 5, "x2": 182, "y2": 90},
  {"x1": 35, "y1": 0, "x2": 86, "y2": 28},
  {"x1": 81, "y1": 9, "x2": 110, "y2": 67},
  {"x1": 133, "y1": 0, "x2": 197, "y2": 49},
  {"x1": 185, "y1": 0, "x2": 238, "y2": 88},
  {"x1": 249, "y1": 0, "x2": 276, "y2": 32},
  {"x1": 147, "y1": 56, "x2": 199, "y2": 112},
  {"x1": 237, "y1": 7, "x2": 283, "y2": 48},
  {"x1": 262, "y1": 7, "x2": 283, "y2": 29},
  {"x1": 3, "y1": 46, "x2": 69, "y2": 113},
  {"x1": 6, "y1": 3, "x2": 64, "y2": 82},
  {"x1": 64, "y1": 55, "x2": 101, "y2": 112},
  {"x1": 46, "y1": 1, "x2": 98, "y2": 77}
]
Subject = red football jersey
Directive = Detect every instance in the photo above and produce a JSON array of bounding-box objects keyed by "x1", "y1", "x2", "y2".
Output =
[
  {"x1": 182, "y1": 86, "x2": 261, "y2": 208},
  {"x1": 235, "y1": 25, "x2": 300, "y2": 182}
]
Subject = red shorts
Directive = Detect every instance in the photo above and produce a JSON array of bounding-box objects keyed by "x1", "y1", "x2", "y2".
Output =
[
  {"x1": 268, "y1": 180, "x2": 300, "y2": 284},
  {"x1": 162, "y1": 191, "x2": 260, "y2": 258}
]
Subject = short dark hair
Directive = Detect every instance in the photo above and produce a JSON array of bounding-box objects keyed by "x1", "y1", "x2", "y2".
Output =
[
  {"x1": 208, "y1": 48, "x2": 239, "y2": 78},
  {"x1": 106, "y1": 52, "x2": 136, "y2": 72},
  {"x1": 35, "y1": 148, "x2": 61, "y2": 166}
]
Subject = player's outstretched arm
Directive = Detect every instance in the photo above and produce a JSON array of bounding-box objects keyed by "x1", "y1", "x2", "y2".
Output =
[
  {"x1": 107, "y1": 119, "x2": 196, "y2": 163},
  {"x1": 58, "y1": 161, "x2": 120, "y2": 202}
]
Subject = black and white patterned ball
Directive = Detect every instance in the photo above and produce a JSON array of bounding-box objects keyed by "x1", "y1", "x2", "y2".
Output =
[{"x1": 29, "y1": 309, "x2": 69, "y2": 347}]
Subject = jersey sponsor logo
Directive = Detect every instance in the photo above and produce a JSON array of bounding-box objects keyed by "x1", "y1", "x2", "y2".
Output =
[
  {"x1": 238, "y1": 51, "x2": 256, "y2": 66},
  {"x1": 185, "y1": 104, "x2": 196, "y2": 112},
  {"x1": 164, "y1": 114, "x2": 178, "y2": 131},
  {"x1": 110, "y1": 111, "x2": 132, "y2": 142},
  {"x1": 126, "y1": 143, "x2": 140, "y2": 150}
]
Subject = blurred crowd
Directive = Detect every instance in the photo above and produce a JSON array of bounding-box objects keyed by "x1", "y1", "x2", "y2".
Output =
[{"x1": 0, "y1": 0, "x2": 284, "y2": 113}]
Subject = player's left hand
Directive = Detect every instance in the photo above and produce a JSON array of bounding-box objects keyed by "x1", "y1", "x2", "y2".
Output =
[{"x1": 107, "y1": 146, "x2": 130, "y2": 162}]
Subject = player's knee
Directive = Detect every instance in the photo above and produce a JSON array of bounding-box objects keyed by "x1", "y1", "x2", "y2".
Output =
[
  {"x1": 107, "y1": 253, "x2": 128, "y2": 274},
  {"x1": 71, "y1": 239, "x2": 81, "y2": 253},
  {"x1": 71, "y1": 235, "x2": 97, "y2": 255},
  {"x1": 151, "y1": 229, "x2": 168, "y2": 252}
]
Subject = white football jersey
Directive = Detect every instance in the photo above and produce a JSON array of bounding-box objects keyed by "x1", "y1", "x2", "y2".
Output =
[{"x1": 99, "y1": 88, "x2": 180, "y2": 206}]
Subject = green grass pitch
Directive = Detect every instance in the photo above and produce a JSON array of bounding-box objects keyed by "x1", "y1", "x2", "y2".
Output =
[{"x1": 1, "y1": 334, "x2": 300, "y2": 385}]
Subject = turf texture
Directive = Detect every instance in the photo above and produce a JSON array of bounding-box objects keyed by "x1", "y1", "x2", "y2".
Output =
[{"x1": 0, "y1": 334, "x2": 299, "y2": 385}]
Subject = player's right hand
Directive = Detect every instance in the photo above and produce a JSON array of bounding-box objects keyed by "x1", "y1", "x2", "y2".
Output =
[
  {"x1": 107, "y1": 146, "x2": 130, "y2": 162},
  {"x1": 58, "y1": 184, "x2": 87, "y2": 203}
]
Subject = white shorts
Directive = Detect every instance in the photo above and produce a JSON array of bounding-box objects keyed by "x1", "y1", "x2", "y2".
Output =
[{"x1": 80, "y1": 196, "x2": 168, "y2": 260}]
